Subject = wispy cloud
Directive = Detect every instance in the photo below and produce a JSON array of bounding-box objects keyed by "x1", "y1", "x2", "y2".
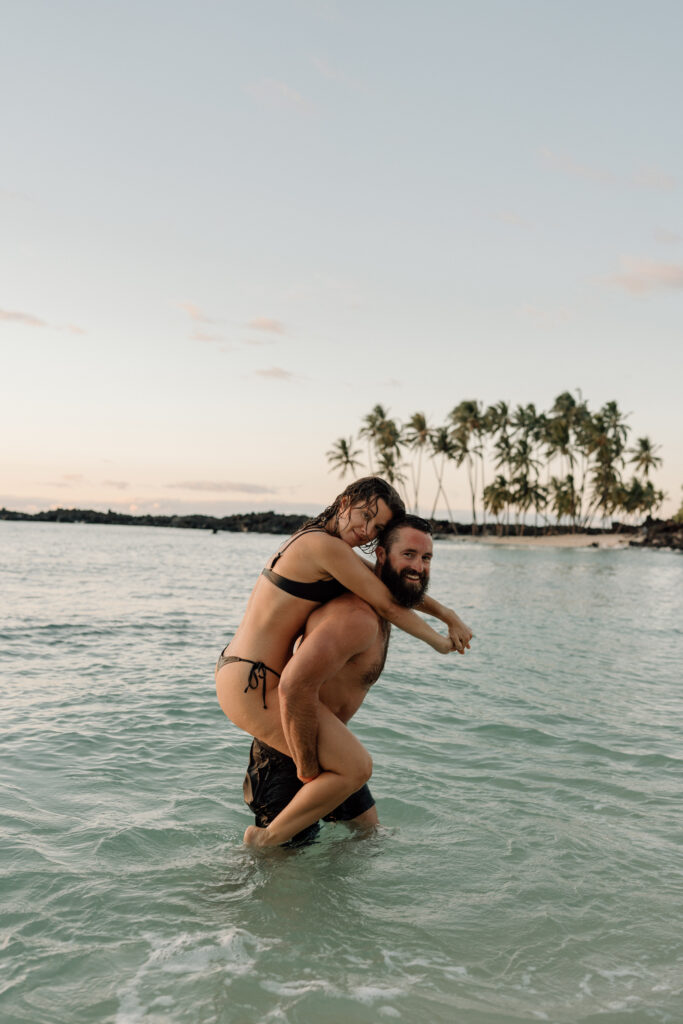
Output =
[
  {"x1": 654, "y1": 227, "x2": 681, "y2": 244},
  {"x1": 0, "y1": 308, "x2": 86, "y2": 333},
  {"x1": 48, "y1": 473, "x2": 86, "y2": 488},
  {"x1": 633, "y1": 166, "x2": 676, "y2": 192},
  {"x1": 180, "y1": 301, "x2": 226, "y2": 343},
  {"x1": 605, "y1": 258, "x2": 683, "y2": 294},
  {"x1": 179, "y1": 301, "x2": 214, "y2": 324},
  {"x1": 541, "y1": 148, "x2": 677, "y2": 193},
  {"x1": 246, "y1": 78, "x2": 313, "y2": 113},
  {"x1": 254, "y1": 367, "x2": 295, "y2": 380},
  {"x1": 0, "y1": 187, "x2": 34, "y2": 203},
  {"x1": 0, "y1": 309, "x2": 48, "y2": 327},
  {"x1": 247, "y1": 317, "x2": 285, "y2": 334},
  {"x1": 191, "y1": 329, "x2": 225, "y2": 343},
  {"x1": 166, "y1": 480, "x2": 275, "y2": 494},
  {"x1": 102, "y1": 480, "x2": 129, "y2": 490},
  {"x1": 494, "y1": 211, "x2": 531, "y2": 228},
  {"x1": 540, "y1": 147, "x2": 615, "y2": 185},
  {"x1": 312, "y1": 56, "x2": 341, "y2": 81},
  {"x1": 311, "y1": 56, "x2": 362, "y2": 91}
]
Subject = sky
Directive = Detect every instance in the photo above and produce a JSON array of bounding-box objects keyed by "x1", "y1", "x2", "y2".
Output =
[{"x1": 2, "y1": 0, "x2": 682, "y2": 520}]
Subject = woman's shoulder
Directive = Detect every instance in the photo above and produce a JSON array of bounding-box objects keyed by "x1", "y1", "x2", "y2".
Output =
[
  {"x1": 272, "y1": 526, "x2": 340, "y2": 561},
  {"x1": 289, "y1": 528, "x2": 343, "y2": 560}
]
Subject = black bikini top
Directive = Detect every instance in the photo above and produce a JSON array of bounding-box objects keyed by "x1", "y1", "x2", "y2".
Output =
[{"x1": 261, "y1": 527, "x2": 348, "y2": 603}]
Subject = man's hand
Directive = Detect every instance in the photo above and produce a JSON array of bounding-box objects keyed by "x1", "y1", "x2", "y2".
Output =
[{"x1": 447, "y1": 614, "x2": 473, "y2": 654}]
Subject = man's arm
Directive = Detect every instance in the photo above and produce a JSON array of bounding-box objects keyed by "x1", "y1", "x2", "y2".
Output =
[
  {"x1": 278, "y1": 601, "x2": 378, "y2": 781},
  {"x1": 357, "y1": 552, "x2": 472, "y2": 654}
]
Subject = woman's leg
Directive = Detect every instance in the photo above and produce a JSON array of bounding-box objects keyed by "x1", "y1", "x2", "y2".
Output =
[{"x1": 244, "y1": 703, "x2": 372, "y2": 848}]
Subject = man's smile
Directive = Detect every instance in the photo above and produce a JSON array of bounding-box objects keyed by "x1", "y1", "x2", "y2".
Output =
[{"x1": 401, "y1": 569, "x2": 426, "y2": 584}]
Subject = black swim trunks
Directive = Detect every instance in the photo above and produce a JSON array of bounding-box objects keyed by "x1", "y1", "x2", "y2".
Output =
[{"x1": 243, "y1": 738, "x2": 375, "y2": 847}]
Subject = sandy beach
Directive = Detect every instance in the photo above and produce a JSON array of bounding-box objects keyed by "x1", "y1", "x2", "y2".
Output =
[{"x1": 449, "y1": 531, "x2": 637, "y2": 549}]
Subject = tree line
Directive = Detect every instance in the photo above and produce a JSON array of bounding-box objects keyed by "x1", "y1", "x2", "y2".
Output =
[{"x1": 326, "y1": 393, "x2": 665, "y2": 534}]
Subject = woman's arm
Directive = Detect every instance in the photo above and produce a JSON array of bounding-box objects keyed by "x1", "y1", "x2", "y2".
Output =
[
  {"x1": 311, "y1": 536, "x2": 455, "y2": 654},
  {"x1": 417, "y1": 594, "x2": 473, "y2": 654},
  {"x1": 357, "y1": 553, "x2": 473, "y2": 653}
]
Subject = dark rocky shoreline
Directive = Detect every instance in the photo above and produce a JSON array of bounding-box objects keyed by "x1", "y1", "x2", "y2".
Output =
[
  {"x1": 2, "y1": 507, "x2": 681, "y2": 549},
  {"x1": 629, "y1": 517, "x2": 683, "y2": 551}
]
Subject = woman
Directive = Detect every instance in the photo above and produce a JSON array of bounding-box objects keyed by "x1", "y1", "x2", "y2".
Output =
[{"x1": 216, "y1": 476, "x2": 466, "y2": 848}]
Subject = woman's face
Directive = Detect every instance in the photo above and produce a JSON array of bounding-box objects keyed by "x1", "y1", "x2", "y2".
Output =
[{"x1": 337, "y1": 497, "x2": 394, "y2": 547}]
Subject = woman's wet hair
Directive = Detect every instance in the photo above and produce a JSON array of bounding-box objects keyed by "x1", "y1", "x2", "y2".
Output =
[{"x1": 304, "y1": 476, "x2": 405, "y2": 547}]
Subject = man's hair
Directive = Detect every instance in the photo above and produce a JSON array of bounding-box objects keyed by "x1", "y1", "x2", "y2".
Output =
[
  {"x1": 376, "y1": 513, "x2": 433, "y2": 552},
  {"x1": 303, "y1": 476, "x2": 405, "y2": 547}
]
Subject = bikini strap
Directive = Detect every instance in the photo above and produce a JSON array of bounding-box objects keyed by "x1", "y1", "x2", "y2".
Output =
[
  {"x1": 219, "y1": 655, "x2": 280, "y2": 709},
  {"x1": 269, "y1": 527, "x2": 328, "y2": 569},
  {"x1": 243, "y1": 661, "x2": 269, "y2": 710}
]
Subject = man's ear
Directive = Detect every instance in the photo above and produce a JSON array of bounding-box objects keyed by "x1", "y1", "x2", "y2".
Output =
[{"x1": 375, "y1": 545, "x2": 386, "y2": 566}]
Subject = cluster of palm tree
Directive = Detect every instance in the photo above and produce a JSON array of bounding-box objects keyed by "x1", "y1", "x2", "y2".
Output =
[{"x1": 326, "y1": 394, "x2": 665, "y2": 533}]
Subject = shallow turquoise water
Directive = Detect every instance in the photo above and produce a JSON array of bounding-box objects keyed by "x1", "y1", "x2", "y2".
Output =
[{"x1": 1, "y1": 521, "x2": 681, "y2": 1023}]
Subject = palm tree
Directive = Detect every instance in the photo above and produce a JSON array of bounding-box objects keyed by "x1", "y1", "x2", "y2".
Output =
[
  {"x1": 549, "y1": 474, "x2": 579, "y2": 529},
  {"x1": 359, "y1": 404, "x2": 389, "y2": 473},
  {"x1": 583, "y1": 403, "x2": 630, "y2": 526},
  {"x1": 509, "y1": 436, "x2": 542, "y2": 531},
  {"x1": 586, "y1": 453, "x2": 622, "y2": 527},
  {"x1": 450, "y1": 423, "x2": 482, "y2": 532},
  {"x1": 620, "y1": 477, "x2": 645, "y2": 527},
  {"x1": 544, "y1": 399, "x2": 576, "y2": 483},
  {"x1": 375, "y1": 414, "x2": 408, "y2": 503},
  {"x1": 627, "y1": 436, "x2": 662, "y2": 479},
  {"x1": 326, "y1": 437, "x2": 363, "y2": 479},
  {"x1": 510, "y1": 475, "x2": 547, "y2": 535},
  {"x1": 449, "y1": 400, "x2": 484, "y2": 532},
  {"x1": 491, "y1": 408, "x2": 514, "y2": 534},
  {"x1": 403, "y1": 412, "x2": 431, "y2": 514},
  {"x1": 482, "y1": 475, "x2": 510, "y2": 535},
  {"x1": 602, "y1": 400, "x2": 630, "y2": 453},
  {"x1": 429, "y1": 427, "x2": 456, "y2": 521},
  {"x1": 482, "y1": 403, "x2": 509, "y2": 532},
  {"x1": 573, "y1": 399, "x2": 595, "y2": 526},
  {"x1": 376, "y1": 448, "x2": 407, "y2": 490},
  {"x1": 644, "y1": 483, "x2": 665, "y2": 519}
]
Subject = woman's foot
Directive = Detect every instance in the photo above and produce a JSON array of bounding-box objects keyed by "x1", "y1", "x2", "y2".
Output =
[{"x1": 244, "y1": 825, "x2": 278, "y2": 848}]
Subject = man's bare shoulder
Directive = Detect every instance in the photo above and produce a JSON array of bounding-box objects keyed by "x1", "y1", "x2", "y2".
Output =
[{"x1": 306, "y1": 592, "x2": 382, "y2": 646}]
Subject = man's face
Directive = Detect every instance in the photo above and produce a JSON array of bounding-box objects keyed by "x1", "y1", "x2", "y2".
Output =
[{"x1": 377, "y1": 527, "x2": 433, "y2": 608}]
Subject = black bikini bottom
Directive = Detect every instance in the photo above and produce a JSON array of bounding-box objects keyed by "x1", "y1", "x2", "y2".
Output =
[{"x1": 216, "y1": 647, "x2": 280, "y2": 709}]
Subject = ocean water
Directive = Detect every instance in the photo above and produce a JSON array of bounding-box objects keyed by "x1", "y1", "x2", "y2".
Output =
[{"x1": 1, "y1": 520, "x2": 681, "y2": 1024}]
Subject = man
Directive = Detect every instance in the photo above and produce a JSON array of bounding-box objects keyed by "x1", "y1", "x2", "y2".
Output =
[{"x1": 243, "y1": 515, "x2": 471, "y2": 844}]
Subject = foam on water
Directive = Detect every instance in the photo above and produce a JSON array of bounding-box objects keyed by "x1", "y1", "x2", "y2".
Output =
[{"x1": 1, "y1": 521, "x2": 681, "y2": 1023}]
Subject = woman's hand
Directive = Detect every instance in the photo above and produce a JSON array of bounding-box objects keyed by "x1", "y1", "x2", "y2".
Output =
[
  {"x1": 447, "y1": 614, "x2": 473, "y2": 654},
  {"x1": 416, "y1": 595, "x2": 473, "y2": 654},
  {"x1": 432, "y1": 632, "x2": 457, "y2": 655}
]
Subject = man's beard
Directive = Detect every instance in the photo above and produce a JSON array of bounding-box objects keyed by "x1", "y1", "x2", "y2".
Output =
[{"x1": 379, "y1": 560, "x2": 429, "y2": 608}]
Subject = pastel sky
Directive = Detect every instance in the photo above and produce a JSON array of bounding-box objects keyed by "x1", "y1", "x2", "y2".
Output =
[{"x1": 2, "y1": 0, "x2": 681, "y2": 519}]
